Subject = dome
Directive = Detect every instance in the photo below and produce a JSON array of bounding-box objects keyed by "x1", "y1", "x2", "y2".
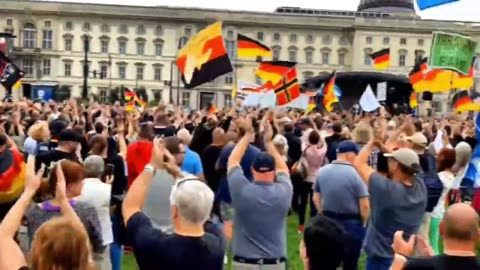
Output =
[{"x1": 357, "y1": 0, "x2": 415, "y2": 13}]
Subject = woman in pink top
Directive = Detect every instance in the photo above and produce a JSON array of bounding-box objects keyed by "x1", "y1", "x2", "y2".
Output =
[{"x1": 298, "y1": 129, "x2": 327, "y2": 233}]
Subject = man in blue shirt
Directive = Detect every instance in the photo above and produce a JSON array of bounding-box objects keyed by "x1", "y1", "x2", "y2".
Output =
[{"x1": 176, "y1": 129, "x2": 204, "y2": 180}]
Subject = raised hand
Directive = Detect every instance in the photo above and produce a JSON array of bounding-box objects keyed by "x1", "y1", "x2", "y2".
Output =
[
  {"x1": 55, "y1": 161, "x2": 68, "y2": 203},
  {"x1": 25, "y1": 164, "x2": 44, "y2": 195}
]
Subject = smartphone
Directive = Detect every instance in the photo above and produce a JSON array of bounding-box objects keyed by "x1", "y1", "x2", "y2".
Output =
[{"x1": 105, "y1": 164, "x2": 115, "y2": 177}]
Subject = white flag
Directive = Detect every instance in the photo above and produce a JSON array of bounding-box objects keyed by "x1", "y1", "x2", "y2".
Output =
[
  {"x1": 377, "y1": 82, "x2": 387, "y2": 101},
  {"x1": 359, "y1": 85, "x2": 381, "y2": 112}
]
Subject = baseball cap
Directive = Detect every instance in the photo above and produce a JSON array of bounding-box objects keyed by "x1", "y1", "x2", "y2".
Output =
[
  {"x1": 252, "y1": 152, "x2": 275, "y2": 173},
  {"x1": 384, "y1": 148, "x2": 420, "y2": 170},
  {"x1": 406, "y1": 132, "x2": 428, "y2": 146},
  {"x1": 336, "y1": 140, "x2": 359, "y2": 155},
  {"x1": 58, "y1": 129, "x2": 83, "y2": 143}
]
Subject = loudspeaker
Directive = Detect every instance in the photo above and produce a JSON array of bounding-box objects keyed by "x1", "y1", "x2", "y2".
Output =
[{"x1": 422, "y1": 92, "x2": 433, "y2": 101}]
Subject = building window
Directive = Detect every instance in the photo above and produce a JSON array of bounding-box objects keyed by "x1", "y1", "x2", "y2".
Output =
[
  {"x1": 338, "y1": 52, "x2": 346, "y2": 65},
  {"x1": 98, "y1": 87, "x2": 108, "y2": 103},
  {"x1": 100, "y1": 65, "x2": 108, "y2": 78},
  {"x1": 153, "y1": 89, "x2": 163, "y2": 102},
  {"x1": 321, "y1": 52, "x2": 329, "y2": 65},
  {"x1": 83, "y1": 22, "x2": 90, "y2": 32},
  {"x1": 273, "y1": 48, "x2": 280, "y2": 61},
  {"x1": 366, "y1": 36, "x2": 373, "y2": 44},
  {"x1": 305, "y1": 50, "x2": 313, "y2": 64},
  {"x1": 118, "y1": 66, "x2": 126, "y2": 79},
  {"x1": 136, "y1": 66, "x2": 144, "y2": 80},
  {"x1": 137, "y1": 42, "x2": 145, "y2": 55},
  {"x1": 227, "y1": 30, "x2": 234, "y2": 39},
  {"x1": 64, "y1": 63, "x2": 71, "y2": 76},
  {"x1": 224, "y1": 93, "x2": 232, "y2": 107},
  {"x1": 64, "y1": 38, "x2": 72, "y2": 51},
  {"x1": 290, "y1": 34, "x2": 297, "y2": 43},
  {"x1": 6, "y1": 19, "x2": 12, "y2": 26},
  {"x1": 181, "y1": 92, "x2": 190, "y2": 107},
  {"x1": 155, "y1": 42, "x2": 163, "y2": 56},
  {"x1": 339, "y1": 36, "x2": 349, "y2": 45},
  {"x1": 224, "y1": 74, "x2": 233, "y2": 85},
  {"x1": 179, "y1": 36, "x2": 189, "y2": 48},
  {"x1": 42, "y1": 59, "x2": 51, "y2": 76},
  {"x1": 225, "y1": 40, "x2": 236, "y2": 60},
  {"x1": 44, "y1": 21, "x2": 51, "y2": 28},
  {"x1": 399, "y1": 54, "x2": 406, "y2": 67},
  {"x1": 137, "y1": 25, "x2": 146, "y2": 35},
  {"x1": 118, "y1": 40, "x2": 127, "y2": 54},
  {"x1": 42, "y1": 30, "x2": 53, "y2": 49},
  {"x1": 155, "y1": 25, "x2": 163, "y2": 36},
  {"x1": 184, "y1": 27, "x2": 192, "y2": 36},
  {"x1": 23, "y1": 23, "x2": 36, "y2": 49},
  {"x1": 257, "y1": 32, "x2": 264, "y2": 41},
  {"x1": 306, "y1": 34, "x2": 314, "y2": 44},
  {"x1": 303, "y1": 71, "x2": 314, "y2": 81},
  {"x1": 154, "y1": 67, "x2": 162, "y2": 81},
  {"x1": 289, "y1": 50, "x2": 297, "y2": 62},
  {"x1": 100, "y1": 39, "x2": 109, "y2": 53},
  {"x1": 322, "y1": 35, "x2": 332, "y2": 45},
  {"x1": 383, "y1": 37, "x2": 390, "y2": 45},
  {"x1": 400, "y1": 38, "x2": 407, "y2": 45},
  {"x1": 65, "y1": 21, "x2": 73, "y2": 30},
  {"x1": 273, "y1": 33, "x2": 280, "y2": 42},
  {"x1": 364, "y1": 53, "x2": 372, "y2": 65},
  {"x1": 418, "y1": 39, "x2": 424, "y2": 46},
  {"x1": 22, "y1": 59, "x2": 34, "y2": 76},
  {"x1": 119, "y1": 24, "x2": 128, "y2": 34},
  {"x1": 101, "y1": 24, "x2": 110, "y2": 33}
]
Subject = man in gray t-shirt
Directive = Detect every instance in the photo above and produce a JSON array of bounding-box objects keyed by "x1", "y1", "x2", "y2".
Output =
[
  {"x1": 142, "y1": 169, "x2": 175, "y2": 233},
  {"x1": 227, "y1": 121, "x2": 292, "y2": 270},
  {"x1": 354, "y1": 143, "x2": 427, "y2": 270}
]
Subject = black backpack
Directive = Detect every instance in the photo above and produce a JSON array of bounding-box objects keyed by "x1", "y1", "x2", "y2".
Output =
[{"x1": 418, "y1": 154, "x2": 443, "y2": 212}]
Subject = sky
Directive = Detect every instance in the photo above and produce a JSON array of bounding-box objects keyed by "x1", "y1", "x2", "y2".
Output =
[{"x1": 42, "y1": 0, "x2": 479, "y2": 22}]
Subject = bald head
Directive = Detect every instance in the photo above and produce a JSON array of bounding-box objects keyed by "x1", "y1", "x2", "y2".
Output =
[
  {"x1": 212, "y1": 127, "x2": 225, "y2": 145},
  {"x1": 442, "y1": 203, "x2": 479, "y2": 242}
]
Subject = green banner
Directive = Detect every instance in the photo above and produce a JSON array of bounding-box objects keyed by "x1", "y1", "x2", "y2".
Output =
[{"x1": 429, "y1": 32, "x2": 477, "y2": 75}]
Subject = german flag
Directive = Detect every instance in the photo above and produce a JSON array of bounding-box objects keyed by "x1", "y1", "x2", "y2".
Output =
[
  {"x1": 208, "y1": 103, "x2": 218, "y2": 114},
  {"x1": 409, "y1": 57, "x2": 428, "y2": 88},
  {"x1": 273, "y1": 67, "x2": 300, "y2": 106},
  {"x1": 0, "y1": 149, "x2": 26, "y2": 204},
  {"x1": 452, "y1": 58, "x2": 475, "y2": 90},
  {"x1": 256, "y1": 61, "x2": 297, "y2": 85},
  {"x1": 370, "y1": 48, "x2": 390, "y2": 70},
  {"x1": 134, "y1": 95, "x2": 147, "y2": 108},
  {"x1": 124, "y1": 88, "x2": 136, "y2": 101},
  {"x1": 323, "y1": 71, "x2": 339, "y2": 112},
  {"x1": 176, "y1": 21, "x2": 233, "y2": 89},
  {"x1": 237, "y1": 34, "x2": 272, "y2": 59},
  {"x1": 409, "y1": 92, "x2": 418, "y2": 109},
  {"x1": 306, "y1": 97, "x2": 316, "y2": 113},
  {"x1": 452, "y1": 90, "x2": 480, "y2": 112}
]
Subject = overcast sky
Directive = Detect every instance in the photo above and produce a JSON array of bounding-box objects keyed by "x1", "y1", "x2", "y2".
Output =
[{"x1": 42, "y1": 0, "x2": 477, "y2": 21}]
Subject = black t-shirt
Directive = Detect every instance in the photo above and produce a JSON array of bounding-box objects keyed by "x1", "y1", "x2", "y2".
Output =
[
  {"x1": 126, "y1": 212, "x2": 225, "y2": 270},
  {"x1": 405, "y1": 254, "x2": 480, "y2": 270},
  {"x1": 153, "y1": 126, "x2": 176, "y2": 137},
  {"x1": 35, "y1": 150, "x2": 78, "y2": 172},
  {"x1": 201, "y1": 144, "x2": 223, "y2": 192}
]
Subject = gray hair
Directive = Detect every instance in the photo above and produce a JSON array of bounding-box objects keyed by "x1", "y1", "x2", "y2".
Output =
[
  {"x1": 169, "y1": 178, "x2": 214, "y2": 225},
  {"x1": 455, "y1": 142, "x2": 472, "y2": 168},
  {"x1": 83, "y1": 155, "x2": 105, "y2": 178}
]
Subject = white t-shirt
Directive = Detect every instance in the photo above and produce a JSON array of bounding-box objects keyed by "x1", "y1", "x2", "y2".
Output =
[{"x1": 431, "y1": 171, "x2": 455, "y2": 218}]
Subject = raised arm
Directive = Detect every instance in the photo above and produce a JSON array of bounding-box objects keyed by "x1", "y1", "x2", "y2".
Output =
[
  {"x1": 264, "y1": 121, "x2": 289, "y2": 174},
  {"x1": 227, "y1": 119, "x2": 252, "y2": 172},
  {"x1": 353, "y1": 140, "x2": 376, "y2": 184}
]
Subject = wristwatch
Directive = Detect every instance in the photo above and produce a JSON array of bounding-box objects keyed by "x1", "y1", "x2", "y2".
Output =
[{"x1": 144, "y1": 164, "x2": 156, "y2": 174}]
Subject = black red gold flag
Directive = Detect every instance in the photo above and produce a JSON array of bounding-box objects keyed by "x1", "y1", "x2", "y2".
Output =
[
  {"x1": 370, "y1": 48, "x2": 390, "y2": 70},
  {"x1": 237, "y1": 34, "x2": 272, "y2": 58},
  {"x1": 323, "y1": 71, "x2": 339, "y2": 112},
  {"x1": 409, "y1": 92, "x2": 418, "y2": 109},
  {"x1": 273, "y1": 67, "x2": 300, "y2": 106},
  {"x1": 452, "y1": 90, "x2": 480, "y2": 112},
  {"x1": 0, "y1": 50, "x2": 23, "y2": 90},
  {"x1": 409, "y1": 57, "x2": 429, "y2": 87},
  {"x1": 176, "y1": 22, "x2": 233, "y2": 89},
  {"x1": 256, "y1": 61, "x2": 297, "y2": 85}
]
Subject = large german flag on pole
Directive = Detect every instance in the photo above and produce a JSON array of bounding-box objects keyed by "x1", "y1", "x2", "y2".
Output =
[
  {"x1": 409, "y1": 57, "x2": 428, "y2": 89},
  {"x1": 256, "y1": 61, "x2": 297, "y2": 85},
  {"x1": 176, "y1": 21, "x2": 233, "y2": 89},
  {"x1": 273, "y1": 67, "x2": 300, "y2": 106},
  {"x1": 452, "y1": 90, "x2": 480, "y2": 112},
  {"x1": 237, "y1": 34, "x2": 272, "y2": 59},
  {"x1": 370, "y1": 48, "x2": 390, "y2": 70},
  {"x1": 323, "y1": 71, "x2": 339, "y2": 112}
]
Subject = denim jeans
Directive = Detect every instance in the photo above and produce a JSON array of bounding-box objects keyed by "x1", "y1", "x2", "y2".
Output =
[
  {"x1": 366, "y1": 256, "x2": 393, "y2": 270},
  {"x1": 110, "y1": 215, "x2": 123, "y2": 270},
  {"x1": 331, "y1": 219, "x2": 365, "y2": 270}
]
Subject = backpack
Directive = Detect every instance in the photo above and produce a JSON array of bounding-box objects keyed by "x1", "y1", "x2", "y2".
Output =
[{"x1": 418, "y1": 154, "x2": 443, "y2": 212}]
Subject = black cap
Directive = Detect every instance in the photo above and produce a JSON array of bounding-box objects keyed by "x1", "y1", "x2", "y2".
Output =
[{"x1": 58, "y1": 129, "x2": 83, "y2": 143}]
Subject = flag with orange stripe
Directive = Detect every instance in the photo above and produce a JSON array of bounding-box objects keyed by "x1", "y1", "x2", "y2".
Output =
[
  {"x1": 273, "y1": 67, "x2": 300, "y2": 106},
  {"x1": 409, "y1": 92, "x2": 418, "y2": 109},
  {"x1": 256, "y1": 61, "x2": 297, "y2": 85},
  {"x1": 452, "y1": 58, "x2": 475, "y2": 90},
  {"x1": 0, "y1": 149, "x2": 26, "y2": 204},
  {"x1": 176, "y1": 21, "x2": 233, "y2": 89},
  {"x1": 237, "y1": 34, "x2": 272, "y2": 58},
  {"x1": 323, "y1": 71, "x2": 339, "y2": 112},
  {"x1": 370, "y1": 48, "x2": 390, "y2": 70},
  {"x1": 452, "y1": 90, "x2": 480, "y2": 112}
]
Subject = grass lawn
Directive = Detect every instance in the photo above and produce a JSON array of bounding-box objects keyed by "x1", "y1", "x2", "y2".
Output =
[{"x1": 121, "y1": 212, "x2": 367, "y2": 270}]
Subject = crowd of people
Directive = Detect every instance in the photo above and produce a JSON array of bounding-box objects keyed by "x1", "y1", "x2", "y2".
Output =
[{"x1": 0, "y1": 97, "x2": 478, "y2": 270}]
